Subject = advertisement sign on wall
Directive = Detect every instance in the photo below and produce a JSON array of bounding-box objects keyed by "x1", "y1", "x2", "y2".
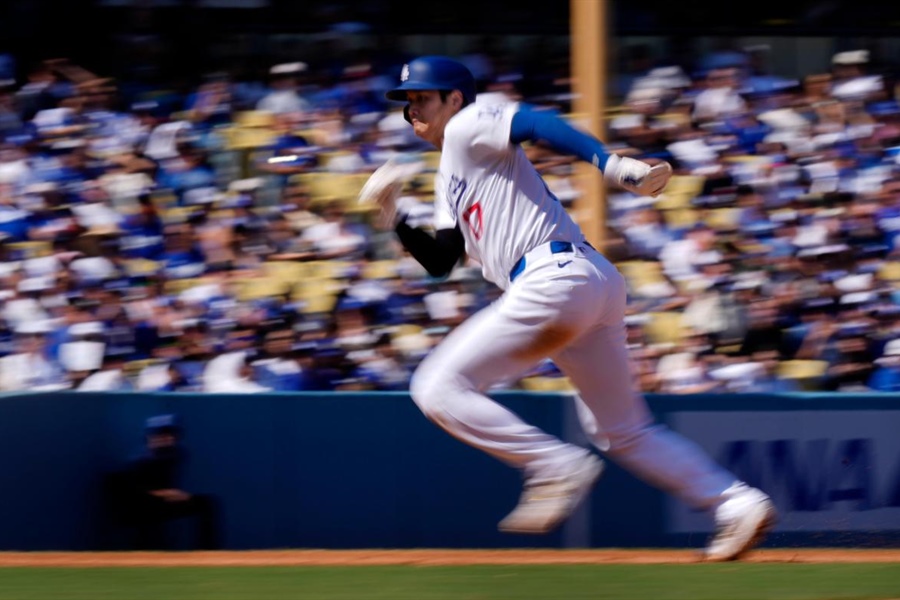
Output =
[{"x1": 667, "y1": 410, "x2": 900, "y2": 533}]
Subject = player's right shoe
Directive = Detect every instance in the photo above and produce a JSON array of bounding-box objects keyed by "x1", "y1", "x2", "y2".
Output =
[
  {"x1": 498, "y1": 453, "x2": 604, "y2": 535},
  {"x1": 704, "y1": 485, "x2": 777, "y2": 561}
]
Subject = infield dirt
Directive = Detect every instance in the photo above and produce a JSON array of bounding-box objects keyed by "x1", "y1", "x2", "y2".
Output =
[{"x1": 0, "y1": 549, "x2": 897, "y2": 567}]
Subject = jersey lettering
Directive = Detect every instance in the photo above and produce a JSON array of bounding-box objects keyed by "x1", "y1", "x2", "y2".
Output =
[
  {"x1": 463, "y1": 202, "x2": 484, "y2": 240},
  {"x1": 477, "y1": 105, "x2": 504, "y2": 121},
  {"x1": 449, "y1": 174, "x2": 468, "y2": 213}
]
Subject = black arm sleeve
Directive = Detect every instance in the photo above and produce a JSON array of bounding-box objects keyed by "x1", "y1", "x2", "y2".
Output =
[{"x1": 394, "y1": 220, "x2": 465, "y2": 278}]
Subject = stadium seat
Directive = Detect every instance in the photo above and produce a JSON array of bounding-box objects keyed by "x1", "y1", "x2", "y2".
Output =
[
  {"x1": 391, "y1": 324, "x2": 423, "y2": 338},
  {"x1": 642, "y1": 311, "x2": 688, "y2": 345},
  {"x1": 123, "y1": 358, "x2": 159, "y2": 379},
  {"x1": 7, "y1": 241, "x2": 51, "y2": 259},
  {"x1": 520, "y1": 376, "x2": 575, "y2": 392},
  {"x1": 662, "y1": 207, "x2": 699, "y2": 229},
  {"x1": 617, "y1": 260, "x2": 677, "y2": 298},
  {"x1": 420, "y1": 151, "x2": 441, "y2": 170},
  {"x1": 209, "y1": 208, "x2": 238, "y2": 221},
  {"x1": 722, "y1": 155, "x2": 761, "y2": 164},
  {"x1": 776, "y1": 360, "x2": 828, "y2": 391},
  {"x1": 617, "y1": 260, "x2": 667, "y2": 289},
  {"x1": 345, "y1": 201, "x2": 380, "y2": 216},
  {"x1": 295, "y1": 290, "x2": 339, "y2": 314},
  {"x1": 235, "y1": 110, "x2": 276, "y2": 128},
  {"x1": 293, "y1": 172, "x2": 368, "y2": 206},
  {"x1": 877, "y1": 261, "x2": 900, "y2": 282},
  {"x1": 703, "y1": 207, "x2": 742, "y2": 231},
  {"x1": 262, "y1": 260, "x2": 309, "y2": 284},
  {"x1": 163, "y1": 278, "x2": 207, "y2": 295},
  {"x1": 303, "y1": 260, "x2": 354, "y2": 280},
  {"x1": 292, "y1": 272, "x2": 345, "y2": 305},
  {"x1": 233, "y1": 276, "x2": 291, "y2": 301},
  {"x1": 226, "y1": 127, "x2": 277, "y2": 150},
  {"x1": 362, "y1": 260, "x2": 399, "y2": 280},
  {"x1": 161, "y1": 206, "x2": 198, "y2": 224},
  {"x1": 123, "y1": 259, "x2": 162, "y2": 278},
  {"x1": 150, "y1": 189, "x2": 177, "y2": 211},
  {"x1": 654, "y1": 175, "x2": 704, "y2": 211}
]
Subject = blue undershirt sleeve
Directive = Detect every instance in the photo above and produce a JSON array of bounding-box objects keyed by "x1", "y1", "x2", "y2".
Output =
[{"x1": 509, "y1": 104, "x2": 613, "y2": 171}]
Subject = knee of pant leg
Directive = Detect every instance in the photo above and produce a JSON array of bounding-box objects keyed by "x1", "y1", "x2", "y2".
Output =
[
  {"x1": 409, "y1": 369, "x2": 444, "y2": 421},
  {"x1": 409, "y1": 367, "x2": 466, "y2": 425}
]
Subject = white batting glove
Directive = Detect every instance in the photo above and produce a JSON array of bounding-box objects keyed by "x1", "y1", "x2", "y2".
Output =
[
  {"x1": 604, "y1": 155, "x2": 673, "y2": 197},
  {"x1": 358, "y1": 155, "x2": 425, "y2": 230}
]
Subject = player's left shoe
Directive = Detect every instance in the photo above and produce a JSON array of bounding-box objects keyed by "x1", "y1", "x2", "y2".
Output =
[
  {"x1": 498, "y1": 453, "x2": 604, "y2": 535},
  {"x1": 704, "y1": 485, "x2": 777, "y2": 561}
]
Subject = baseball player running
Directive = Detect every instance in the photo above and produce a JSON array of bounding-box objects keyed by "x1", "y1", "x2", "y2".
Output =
[{"x1": 362, "y1": 55, "x2": 775, "y2": 560}]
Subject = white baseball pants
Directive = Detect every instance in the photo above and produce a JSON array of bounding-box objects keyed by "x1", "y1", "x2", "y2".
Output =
[{"x1": 410, "y1": 243, "x2": 736, "y2": 509}]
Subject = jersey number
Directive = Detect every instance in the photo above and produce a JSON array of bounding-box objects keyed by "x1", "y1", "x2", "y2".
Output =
[{"x1": 463, "y1": 203, "x2": 483, "y2": 240}]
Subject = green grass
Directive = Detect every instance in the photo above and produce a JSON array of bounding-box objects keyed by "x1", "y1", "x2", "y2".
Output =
[{"x1": 0, "y1": 564, "x2": 899, "y2": 600}]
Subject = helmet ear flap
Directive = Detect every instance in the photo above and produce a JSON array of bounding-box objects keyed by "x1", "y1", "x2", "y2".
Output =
[{"x1": 403, "y1": 104, "x2": 411, "y2": 124}]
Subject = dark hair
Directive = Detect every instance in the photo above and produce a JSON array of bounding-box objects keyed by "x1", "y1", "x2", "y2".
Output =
[
  {"x1": 439, "y1": 89, "x2": 470, "y2": 110},
  {"x1": 403, "y1": 89, "x2": 470, "y2": 123}
]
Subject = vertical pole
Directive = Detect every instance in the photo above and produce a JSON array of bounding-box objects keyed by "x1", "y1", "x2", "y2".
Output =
[{"x1": 570, "y1": 0, "x2": 607, "y2": 249}]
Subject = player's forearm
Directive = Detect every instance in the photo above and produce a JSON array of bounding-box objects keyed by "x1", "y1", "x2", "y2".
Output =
[
  {"x1": 510, "y1": 106, "x2": 613, "y2": 170},
  {"x1": 394, "y1": 220, "x2": 465, "y2": 278},
  {"x1": 511, "y1": 108, "x2": 672, "y2": 197}
]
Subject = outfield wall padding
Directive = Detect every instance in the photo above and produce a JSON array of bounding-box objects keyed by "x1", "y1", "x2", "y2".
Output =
[{"x1": 0, "y1": 392, "x2": 897, "y2": 550}]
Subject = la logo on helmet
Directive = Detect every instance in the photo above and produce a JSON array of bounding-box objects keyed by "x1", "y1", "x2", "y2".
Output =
[{"x1": 400, "y1": 64, "x2": 410, "y2": 82}]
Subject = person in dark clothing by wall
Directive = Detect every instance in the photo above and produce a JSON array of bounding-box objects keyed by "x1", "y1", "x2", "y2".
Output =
[{"x1": 115, "y1": 414, "x2": 221, "y2": 550}]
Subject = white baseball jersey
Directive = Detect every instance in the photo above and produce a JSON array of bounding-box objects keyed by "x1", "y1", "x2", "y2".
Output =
[
  {"x1": 410, "y1": 98, "x2": 741, "y2": 523},
  {"x1": 433, "y1": 101, "x2": 584, "y2": 289}
]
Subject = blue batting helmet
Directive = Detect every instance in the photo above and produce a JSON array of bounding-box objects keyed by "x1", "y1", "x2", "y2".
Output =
[{"x1": 386, "y1": 56, "x2": 476, "y2": 104}]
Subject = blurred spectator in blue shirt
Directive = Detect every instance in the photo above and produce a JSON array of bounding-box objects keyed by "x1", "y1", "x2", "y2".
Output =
[
  {"x1": 351, "y1": 332, "x2": 411, "y2": 391},
  {"x1": 257, "y1": 62, "x2": 312, "y2": 116},
  {"x1": 253, "y1": 114, "x2": 318, "y2": 193},
  {"x1": 252, "y1": 323, "x2": 305, "y2": 392},
  {"x1": 868, "y1": 338, "x2": 900, "y2": 391},
  {"x1": 0, "y1": 80, "x2": 22, "y2": 136},
  {"x1": 621, "y1": 205, "x2": 676, "y2": 259},
  {"x1": 155, "y1": 141, "x2": 217, "y2": 206},
  {"x1": 184, "y1": 72, "x2": 234, "y2": 132},
  {"x1": 120, "y1": 194, "x2": 165, "y2": 260},
  {"x1": 15, "y1": 60, "x2": 72, "y2": 122},
  {"x1": 820, "y1": 323, "x2": 878, "y2": 391},
  {"x1": 159, "y1": 222, "x2": 206, "y2": 280}
]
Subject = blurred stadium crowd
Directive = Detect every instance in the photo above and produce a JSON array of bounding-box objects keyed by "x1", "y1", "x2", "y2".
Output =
[{"x1": 1, "y1": 40, "x2": 900, "y2": 395}]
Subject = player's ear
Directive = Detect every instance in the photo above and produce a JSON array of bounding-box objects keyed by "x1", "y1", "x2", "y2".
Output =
[{"x1": 450, "y1": 90, "x2": 464, "y2": 110}]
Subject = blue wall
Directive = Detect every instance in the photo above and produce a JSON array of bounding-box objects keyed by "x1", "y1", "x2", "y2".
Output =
[{"x1": 0, "y1": 391, "x2": 898, "y2": 550}]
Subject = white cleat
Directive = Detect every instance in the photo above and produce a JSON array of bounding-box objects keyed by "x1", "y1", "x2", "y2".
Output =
[
  {"x1": 704, "y1": 487, "x2": 777, "y2": 561},
  {"x1": 498, "y1": 454, "x2": 604, "y2": 535}
]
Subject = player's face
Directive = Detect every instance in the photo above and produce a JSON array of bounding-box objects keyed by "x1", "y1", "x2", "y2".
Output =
[{"x1": 406, "y1": 90, "x2": 461, "y2": 149}]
